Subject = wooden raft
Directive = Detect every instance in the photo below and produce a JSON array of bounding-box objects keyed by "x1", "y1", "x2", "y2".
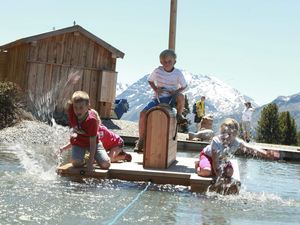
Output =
[{"x1": 56, "y1": 153, "x2": 240, "y2": 194}]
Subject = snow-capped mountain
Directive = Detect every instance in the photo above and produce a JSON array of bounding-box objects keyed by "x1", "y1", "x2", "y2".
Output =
[
  {"x1": 116, "y1": 82, "x2": 130, "y2": 96},
  {"x1": 117, "y1": 70, "x2": 257, "y2": 131}
]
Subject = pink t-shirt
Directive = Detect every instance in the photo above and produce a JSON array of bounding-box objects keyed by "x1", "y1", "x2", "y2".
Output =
[
  {"x1": 98, "y1": 124, "x2": 123, "y2": 150},
  {"x1": 68, "y1": 106, "x2": 99, "y2": 148}
]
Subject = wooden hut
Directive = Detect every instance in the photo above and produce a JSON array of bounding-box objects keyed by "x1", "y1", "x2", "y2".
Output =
[{"x1": 0, "y1": 25, "x2": 124, "y2": 118}]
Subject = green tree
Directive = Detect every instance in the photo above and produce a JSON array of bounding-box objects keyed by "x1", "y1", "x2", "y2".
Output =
[
  {"x1": 278, "y1": 111, "x2": 298, "y2": 145},
  {"x1": 298, "y1": 132, "x2": 300, "y2": 146},
  {"x1": 256, "y1": 103, "x2": 280, "y2": 143}
]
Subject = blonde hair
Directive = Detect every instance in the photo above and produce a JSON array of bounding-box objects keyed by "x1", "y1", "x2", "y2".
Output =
[
  {"x1": 220, "y1": 118, "x2": 239, "y2": 135},
  {"x1": 71, "y1": 91, "x2": 90, "y2": 105},
  {"x1": 159, "y1": 49, "x2": 177, "y2": 61}
]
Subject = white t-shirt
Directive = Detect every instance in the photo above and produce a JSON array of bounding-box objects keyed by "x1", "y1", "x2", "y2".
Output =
[
  {"x1": 148, "y1": 66, "x2": 187, "y2": 97},
  {"x1": 203, "y1": 136, "x2": 243, "y2": 162},
  {"x1": 242, "y1": 108, "x2": 254, "y2": 122}
]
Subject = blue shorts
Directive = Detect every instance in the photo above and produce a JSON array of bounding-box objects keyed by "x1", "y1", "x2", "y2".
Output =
[
  {"x1": 143, "y1": 96, "x2": 176, "y2": 111},
  {"x1": 72, "y1": 144, "x2": 110, "y2": 164}
]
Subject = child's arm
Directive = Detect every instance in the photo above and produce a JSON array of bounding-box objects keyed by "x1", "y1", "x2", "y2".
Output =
[
  {"x1": 148, "y1": 81, "x2": 164, "y2": 95},
  {"x1": 167, "y1": 85, "x2": 187, "y2": 95},
  {"x1": 211, "y1": 149, "x2": 221, "y2": 176},
  {"x1": 240, "y1": 142, "x2": 280, "y2": 160},
  {"x1": 57, "y1": 142, "x2": 72, "y2": 155},
  {"x1": 87, "y1": 136, "x2": 97, "y2": 171}
]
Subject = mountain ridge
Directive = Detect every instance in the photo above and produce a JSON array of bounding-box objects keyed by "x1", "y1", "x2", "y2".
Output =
[{"x1": 116, "y1": 71, "x2": 300, "y2": 131}]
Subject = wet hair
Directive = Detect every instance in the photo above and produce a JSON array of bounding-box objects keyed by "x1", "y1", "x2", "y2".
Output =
[
  {"x1": 71, "y1": 91, "x2": 90, "y2": 105},
  {"x1": 159, "y1": 49, "x2": 177, "y2": 60},
  {"x1": 220, "y1": 118, "x2": 239, "y2": 136}
]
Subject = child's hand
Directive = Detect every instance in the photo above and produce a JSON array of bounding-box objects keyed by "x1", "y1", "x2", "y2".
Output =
[
  {"x1": 55, "y1": 147, "x2": 64, "y2": 155},
  {"x1": 86, "y1": 162, "x2": 94, "y2": 172},
  {"x1": 167, "y1": 89, "x2": 176, "y2": 95},
  {"x1": 266, "y1": 150, "x2": 280, "y2": 160},
  {"x1": 156, "y1": 87, "x2": 165, "y2": 94},
  {"x1": 215, "y1": 167, "x2": 222, "y2": 177}
]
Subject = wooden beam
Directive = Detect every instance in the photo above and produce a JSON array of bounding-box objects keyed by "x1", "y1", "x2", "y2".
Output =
[{"x1": 168, "y1": 0, "x2": 177, "y2": 50}]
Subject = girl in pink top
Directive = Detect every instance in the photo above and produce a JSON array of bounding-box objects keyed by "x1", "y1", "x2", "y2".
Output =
[{"x1": 98, "y1": 124, "x2": 132, "y2": 163}]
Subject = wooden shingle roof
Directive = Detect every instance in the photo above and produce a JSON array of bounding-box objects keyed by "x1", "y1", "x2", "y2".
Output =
[{"x1": 0, "y1": 25, "x2": 124, "y2": 58}]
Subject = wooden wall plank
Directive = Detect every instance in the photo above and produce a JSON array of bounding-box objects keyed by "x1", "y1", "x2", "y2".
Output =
[
  {"x1": 50, "y1": 65, "x2": 62, "y2": 110},
  {"x1": 92, "y1": 44, "x2": 99, "y2": 68},
  {"x1": 62, "y1": 33, "x2": 74, "y2": 65},
  {"x1": 47, "y1": 36, "x2": 56, "y2": 63},
  {"x1": 89, "y1": 70, "x2": 98, "y2": 109},
  {"x1": 70, "y1": 33, "x2": 81, "y2": 66},
  {"x1": 98, "y1": 70, "x2": 117, "y2": 102},
  {"x1": 28, "y1": 42, "x2": 39, "y2": 61},
  {"x1": 82, "y1": 69, "x2": 91, "y2": 94},
  {"x1": 37, "y1": 39, "x2": 48, "y2": 62},
  {"x1": 27, "y1": 62, "x2": 38, "y2": 101},
  {"x1": 0, "y1": 51, "x2": 8, "y2": 80},
  {"x1": 8, "y1": 48, "x2": 17, "y2": 83},
  {"x1": 85, "y1": 40, "x2": 95, "y2": 68},
  {"x1": 56, "y1": 34, "x2": 65, "y2": 64},
  {"x1": 35, "y1": 63, "x2": 46, "y2": 100},
  {"x1": 19, "y1": 45, "x2": 29, "y2": 90},
  {"x1": 78, "y1": 35, "x2": 89, "y2": 67},
  {"x1": 43, "y1": 64, "x2": 53, "y2": 93}
]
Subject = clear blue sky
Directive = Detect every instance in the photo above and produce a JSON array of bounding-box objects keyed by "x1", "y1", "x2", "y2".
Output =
[{"x1": 1, "y1": 0, "x2": 299, "y2": 105}]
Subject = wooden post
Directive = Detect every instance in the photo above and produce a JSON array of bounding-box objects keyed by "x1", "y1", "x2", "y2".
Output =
[{"x1": 168, "y1": 0, "x2": 177, "y2": 50}]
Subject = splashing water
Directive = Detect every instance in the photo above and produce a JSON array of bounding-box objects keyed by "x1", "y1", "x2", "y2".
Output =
[
  {"x1": 28, "y1": 69, "x2": 81, "y2": 122},
  {"x1": 8, "y1": 144, "x2": 59, "y2": 180}
]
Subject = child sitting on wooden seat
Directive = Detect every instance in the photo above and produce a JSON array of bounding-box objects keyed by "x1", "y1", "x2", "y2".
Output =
[
  {"x1": 134, "y1": 49, "x2": 188, "y2": 153},
  {"x1": 195, "y1": 118, "x2": 280, "y2": 178}
]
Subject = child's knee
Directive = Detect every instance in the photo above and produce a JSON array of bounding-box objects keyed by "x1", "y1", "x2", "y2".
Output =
[
  {"x1": 197, "y1": 168, "x2": 212, "y2": 177},
  {"x1": 98, "y1": 160, "x2": 111, "y2": 169},
  {"x1": 223, "y1": 167, "x2": 234, "y2": 178}
]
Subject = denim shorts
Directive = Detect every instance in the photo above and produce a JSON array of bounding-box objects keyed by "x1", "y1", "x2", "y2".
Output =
[
  {"x1": 143, "y1": 96, "x2": 176, "y2": 111},
  {"x1": 72, "y1": 144, "x2": 110, "y2": 164}
]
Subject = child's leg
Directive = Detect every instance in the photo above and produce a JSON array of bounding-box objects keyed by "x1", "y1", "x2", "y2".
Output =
[
  {"x1": 222, "y1": 162, "x2": 234, "y2": 178},
  {"x1": 197, "y1": 153, "x2": 213, "y2": 177},
  {"x1": 71, "y1": 145, "x2": 86, "y2": 167},
  {"x1": 109, "y1": 146, "x2": 132, "y2": 162},
  {"x1": 94, "y1": 144, "x2": 111, "y2": 169},
  {"x1": 175, "y1": 93, "x2": 185, "y2": 115},
  {"x1": 108, "y1": 146, "x2": 123, "y2": 162}
]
